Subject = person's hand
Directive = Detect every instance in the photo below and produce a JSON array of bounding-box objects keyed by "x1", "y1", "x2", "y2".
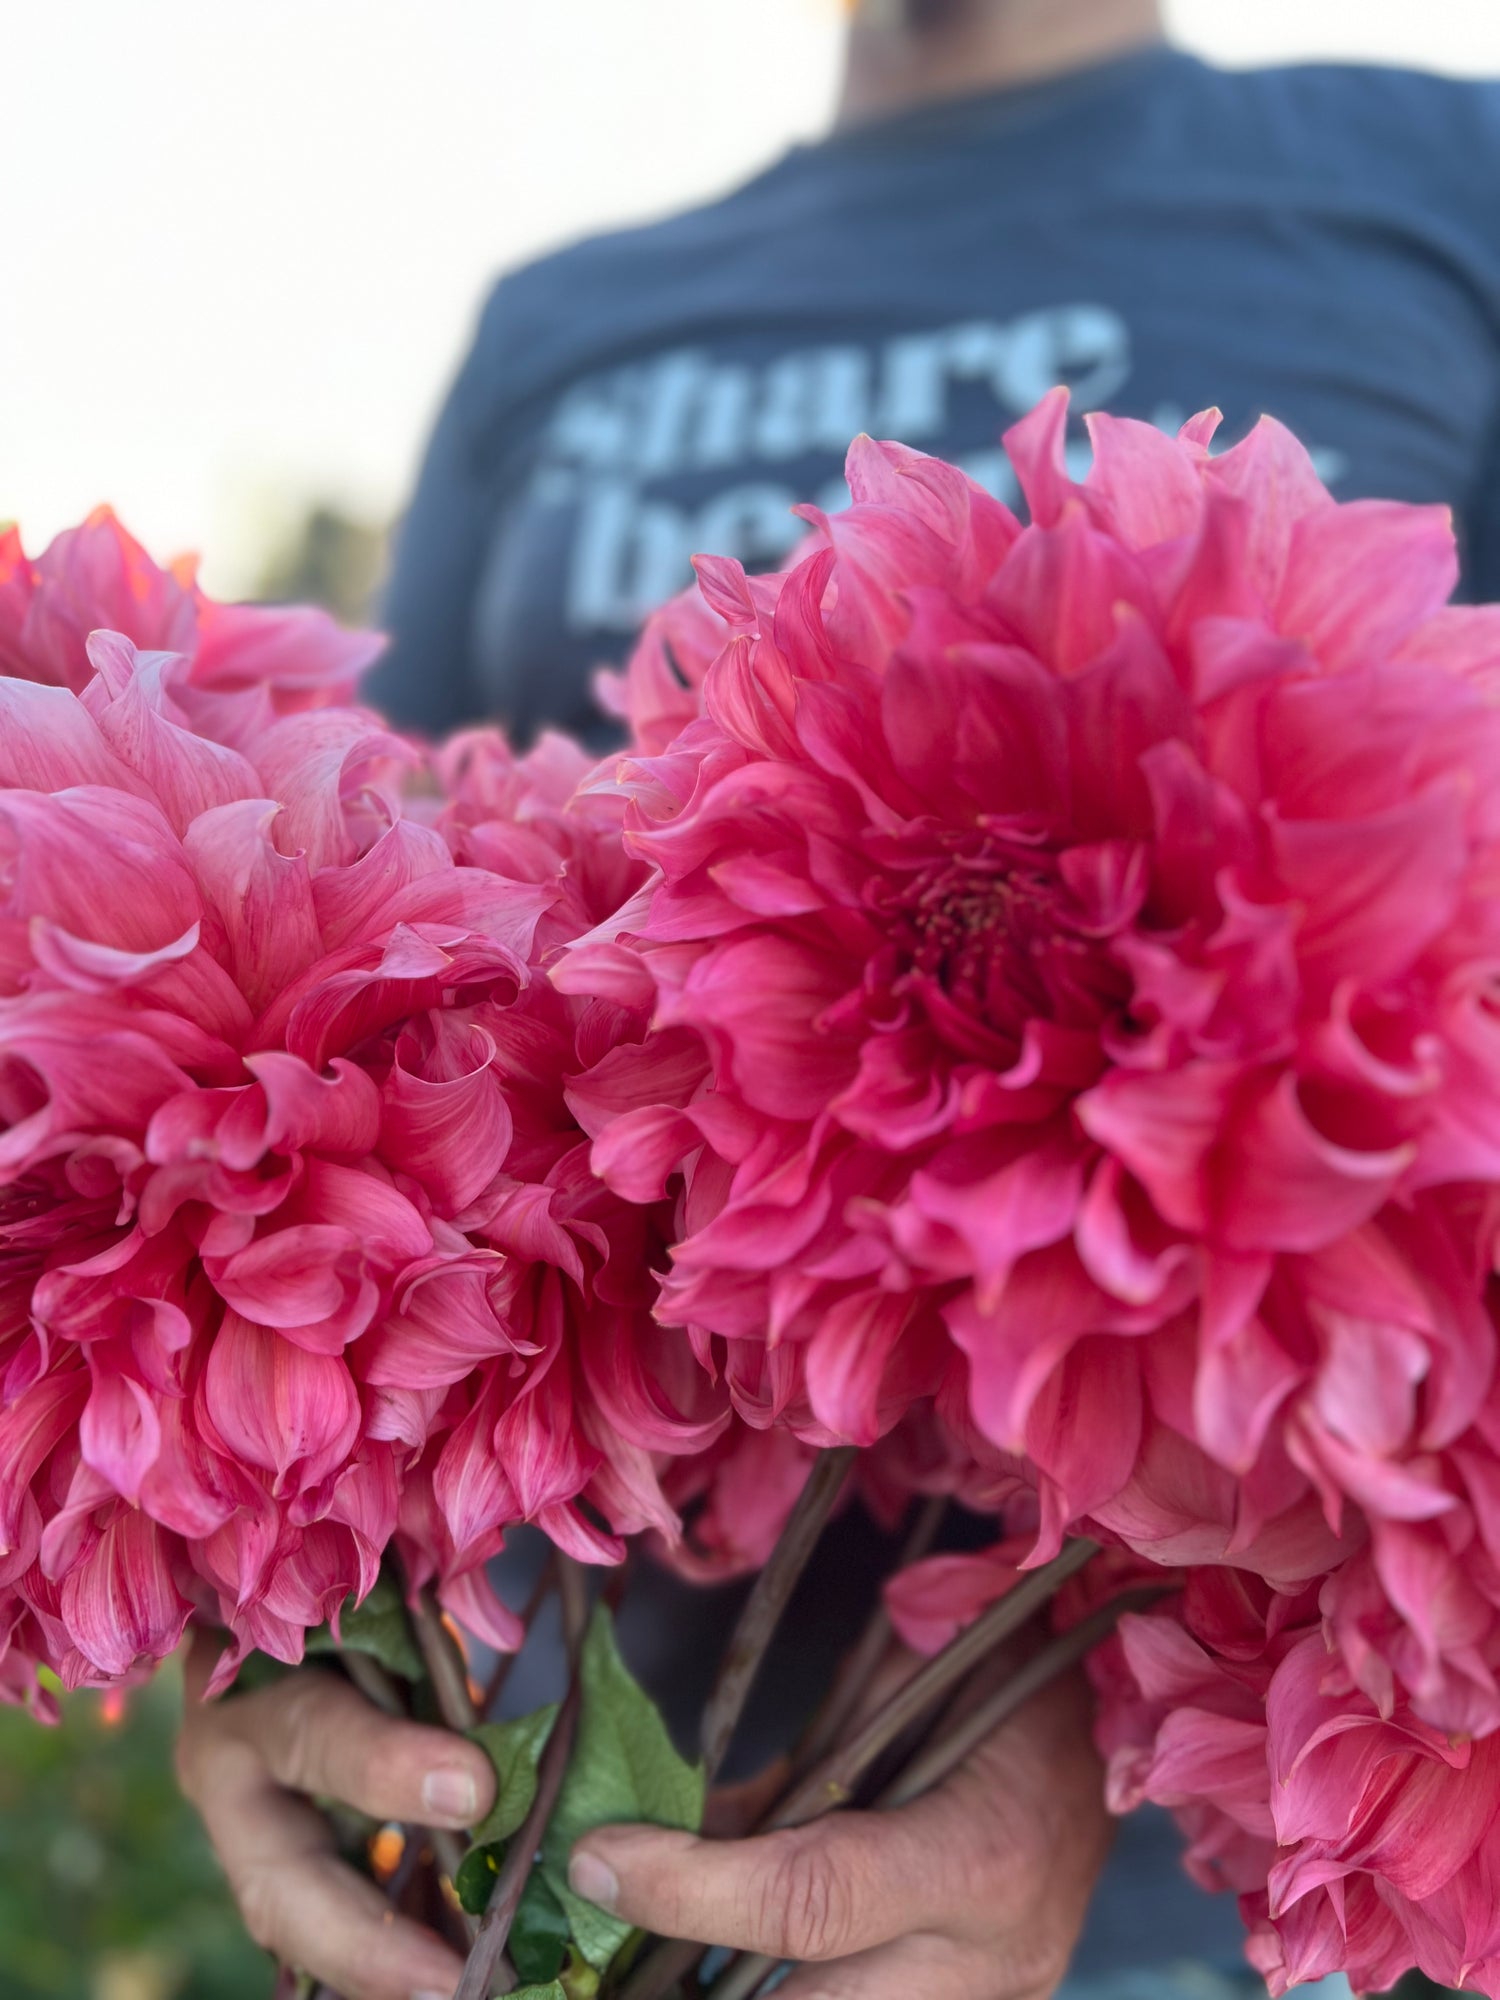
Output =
[
  {"x1": 567, "y1": 1670, "x2": 1111, "y2": 2000},
  {"x1": 175, "y1": 1630, "x2": 497, "y2": 2000}
]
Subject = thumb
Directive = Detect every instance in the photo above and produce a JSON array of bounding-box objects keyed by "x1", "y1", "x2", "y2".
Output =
[{"x1": 568, "y1": 1813, "x2": 949, "y2": 1964}]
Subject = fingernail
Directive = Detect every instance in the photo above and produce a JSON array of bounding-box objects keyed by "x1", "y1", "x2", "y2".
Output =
[
  {"x1": 422, "y1": 1766, "x2": 477, "y2": 1822},
  {"x1": 410, "y1": 1990, "x2": 453, "y2": 2000},
  {"x1": 568, "y1": 1848, "x2": 620, "y2": 1912}
]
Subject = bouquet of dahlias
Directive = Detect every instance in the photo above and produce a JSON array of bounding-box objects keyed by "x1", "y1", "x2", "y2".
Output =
[{"x1": 7, "y1": 382, "x2": 1500, "y2": 2000}]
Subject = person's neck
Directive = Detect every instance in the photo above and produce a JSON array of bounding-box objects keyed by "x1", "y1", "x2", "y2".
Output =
[{"x1": 836, "y1": 0, "x2": 1167, "y2": 130}]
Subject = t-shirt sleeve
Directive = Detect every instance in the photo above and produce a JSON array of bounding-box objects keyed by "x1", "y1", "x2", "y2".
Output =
[
  {"x1": 1463, "y1": 82, "x2": 1500, "y2": 605},
  {"x1": 363, "y1": 283, "x2": 511, "y2": 736}
]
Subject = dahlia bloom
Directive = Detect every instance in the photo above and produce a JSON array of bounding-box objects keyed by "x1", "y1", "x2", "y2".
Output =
[
  {"x1": 0, "y1": 525, "x2": 722, "y2": 1705},
  {"x1": 579, "y1": 390, "x2": 1500, "y2": 1728},
  {"x1": 0, "y1": 509, "x2": 379, "y2": 722},
  {"x1": 1092, "y1": 1575, "x2": 1500, "y2": 1996}
]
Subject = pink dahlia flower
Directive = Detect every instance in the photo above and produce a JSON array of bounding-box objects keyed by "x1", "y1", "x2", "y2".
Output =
[
  {"x1": 0, "y1": 523, "x2": 722, "y2": 1703},
  {"x1": 1093, "y1": 1574, "x2": 1500, "y2": 1996},
  {"x1": 0, "y1": 509, "x2": 379, "y2": 725},
  {"x1": 578, "y1": 390, "x2": 1500, "y2": 1726}
]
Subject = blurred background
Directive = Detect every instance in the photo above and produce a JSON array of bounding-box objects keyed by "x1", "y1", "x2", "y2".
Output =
[
  {"x1": 2, "y1": 2, "x2": 1498, "y2": 1995},
  {"x1": 6, "y1": 0, "x2": 1500, "y2": 607}
]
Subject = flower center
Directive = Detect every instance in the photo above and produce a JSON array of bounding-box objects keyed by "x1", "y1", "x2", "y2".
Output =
[{"x1": 871, "y1": 840, "x2": 1125, "y2": 1049}]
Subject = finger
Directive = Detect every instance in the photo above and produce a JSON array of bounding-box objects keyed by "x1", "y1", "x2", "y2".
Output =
[
  {"x1": 191, "y1": 1722, "x2": 466, "y2": 2000},
  {"x1": 567, "y1": 1811, "x2": 952, "y2": 1964},
  {"x1": 180, "y1": 1647, "x2": 494, "y2": 1831},
  {"x1": 775, "y1": 1932, "x2": 1017, "y2": 2000},
  {"x1": 569, "y1": 1671, "x2": 1110, "y2": 1968}
]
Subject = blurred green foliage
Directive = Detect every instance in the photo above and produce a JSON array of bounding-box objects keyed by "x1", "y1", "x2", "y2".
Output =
[{"x1": 0, "y1": 1665, "x2": 270, "y2": 2000}]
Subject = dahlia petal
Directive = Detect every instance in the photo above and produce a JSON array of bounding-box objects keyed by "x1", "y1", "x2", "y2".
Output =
[
  {"x1": 380, "y1": 1021, "x2": 513, "y2": 1216},
  {"x1": 585, "y1": 1104, "x2": 701, "y2": 1204},
  {"x1": 1025, "y1": 1333, "x2": 1143, "y2": 1546},
  {"x1": 78, "y1": 1371, "x2": 162, "y2": 1501},
  {"x1": 1084, "y1": 410, "x2": 1207, "y2": 549},
  {"x1": 884, "y1": 1543, "x2": 1026, "y2": 1656},
  {"x1": 360, "y1": 1256, "x2": 518, "y2": 1389},
  {"x1": 249, "y1": 709, "x2": 411, "y2": 872},
  {"x1": 804, "y1": 1290, "x2": 914, "y2": 1447},
  {"x1": 201, "y1": 1313, "x2": 360, "y2": 1492},
  {"x1": 904, "y1": 1127, "x2": 1084, "y2": 1306},
  {"x1": 0, "y1": 1373, "x2": 88, "y2": 1553},
  {"x1": 1076, "y1": 1062, "x2": 1238, "y2": 1235},
  {"x1": 310, "y1": 817, "x2": 454, "y2": 950},
  {"x1": 60, "y1": 1509, "x2": 190, "y2": 1679},
  {"x1": 843, "y1": 434, "x2": 1020, "y2": 586},
  {"x1": 261, "y1": 1523, "x2": 363, "y2": 1631},
  {"x1": 0, "y1": 1000, "x2": 196, "y2": 1179},
  {"x1": 189, "y1": 596, "x2": 384, "y2": 701},
  {"x1": 0, "y1": 787, "x2": 200, "y2": 952},
  {"x1": 1311, "y1": 1310, "x2": 1429, "y2": 1461},
  {"x1": 1203, "y1": 415, "x2": 1334, "y2": 603},
  {"x1": 438, "y1": 1563, "x2": 525, "y2": 1653},
  {"x1": 993, "y1": 505, "x2": 1158, "y2": 681},
  {"x1": 1002, "y1": 385, "x2": 1076, "y2": 528},
  {"x1": 948, "y1": 1242, "x2": 1106, "y2": 1451},
  {"x1": 1196, "y1": 1333, "x2": 1302, "y2": 1482},
  {"x1": 1143, "y1": 1707, "x2": 1275, "y2": 1827},
  {"x1": 210, "y1": 1225, "x2": 371, "y2": 1346},
  {"x1": 27, "y1": 919, "x2": 201, "y2": 995},
  {"x1": 1220, "y1": 1072, "x2": 1411, "y2": 1254},
  {"x1": 182, "y1": 799, "x2": 323, "y2": 1012},
  {"x1": 660, "y1": 935, "x2": 859, "y2": 1118},
  {"x1": 274, "y1": 1170, "x2": 424, "y2": 1287},
  {"x1": 1269, "y1": 784, "x2": 1468, "y2": 1001},
  {"x1": 0, "y1": 680, "x2": 151, "y2": 794},
  {"x1": 23, "y1": 509, "x2": 198, "y2": 690},
  {"x1": 881, "y1": 640, "x2": 1067, "y2": 822},
  {"x1": 1278, "y1": 499, "x2": 1459, "y2": 672},
  {"x1": 235, "y1": 1052, "x2": 383, "y2": 1163},
  {"x1": 433, "y1": 1376, "x2": 518, "y2": 1553},
  {"x1": 1075, "y1": 1156, "x2": 1191, "y2": 1307},
  {"x1": 578, "y1": 1310, "x2": 729, "y2": 1454},
  {"x1": 83, "y1": 633, "x2": 260, "y2": 833}
]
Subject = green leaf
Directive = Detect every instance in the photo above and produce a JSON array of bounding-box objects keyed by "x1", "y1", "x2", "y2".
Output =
[
  {"x1": 493, "y1": 1986, "x2": 566, "y2": 2000},
  {"x1": 304, "y1": 1572, "x2": 425, "y2": 1683},
  {"x1": 559, "y1": 1949, "x2": 601, "y2": 2000},
  {"x1": 454, "y1": 1839, "x2": 505, "y2": 1917},
  {"x1": 511, "y1": 1872, "x2": 570, "y2": 1985},
  {"x1": 559, "y1": 1952, "x2": 601, "y2": 2000},
  {"x1": 540, "y1": 1607, "x2": 705, "y2": 1971},
  {"x1": 470, "y1": 1705, "x2": 560, "y2": 1846}
]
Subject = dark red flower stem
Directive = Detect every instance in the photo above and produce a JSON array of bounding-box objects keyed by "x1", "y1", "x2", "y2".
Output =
[
  {"x1": 699, "y1": 1446, "x2": 859, "y2": 1784},
  {"x1": 788, "y1": 1491, "x2": 948, "y2": 1779},
  {"x1": 409, "y1": 1582, "x2": 479, "y2": 1731},
  {"x1": 874, "y1": 1585, "x2": 1172, "y2": 1810},
  {"x1": 768, "y1": 1536, "x2": 1099, "y2": 1829}
]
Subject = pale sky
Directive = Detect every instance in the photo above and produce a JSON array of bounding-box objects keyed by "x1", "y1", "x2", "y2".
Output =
[{"x1": 4, "y1": 0, "x2": 1498, "y2": 595}]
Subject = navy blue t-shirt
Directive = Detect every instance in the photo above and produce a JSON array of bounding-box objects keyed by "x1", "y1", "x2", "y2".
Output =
[{"x1": 371, "y1": 45, "x2": 1500, "y2": 743}]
